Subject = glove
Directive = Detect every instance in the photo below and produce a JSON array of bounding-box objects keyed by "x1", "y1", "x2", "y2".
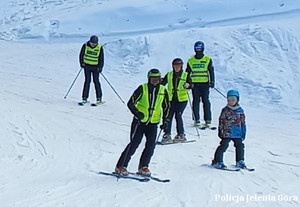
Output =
[
  {"x1": 241, "y1": 133, "x2": 246, "y2": 141},
  {"x1": 97, "y1": 67, "x2": 102, "y2": 73},
  {"x1": 209, "y1": 81, "x2": 215, "y2": 88},
  {"x1": 184, "y1": 83, "x2": 190, "y2": 89},
  {"x1": 160, "y1": 119, "x2": 170, "y2": 130},
  {"x1": 135, "y1": 112, "x2": 144, "y2": 122},
  {"x1": 81, "y1": 63, "x2": 85, "y2": 68}
]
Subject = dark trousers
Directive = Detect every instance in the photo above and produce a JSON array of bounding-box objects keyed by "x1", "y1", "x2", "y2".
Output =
[
  {"x1": 165, "y1": 100, "x2": 187, "y2": 135},
  {"x1": 116, "y1": 118, "x2": 158, "y2": 169},
  {"x1": 191, "y1": 83, "x2": 211, "y2": 122},
  {"x1": 213, "y1": 138, "x2": 245, "y2": 162},
  {"x1": 82, "y1": 66, "x2": 102, "y2": 100}
]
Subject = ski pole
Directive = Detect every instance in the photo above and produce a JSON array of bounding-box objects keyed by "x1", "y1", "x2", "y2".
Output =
[
  {"x1": 100, "y1": 73, "x2": 125, "y2": 104},
  {"x1": 214, "y1": 87, "x2": 227, "y2": 99},
  {"x1": 187, "y1": 92, "x2": 201, "y2": 139},
  {"x1": 64, "y1": 67, "x2": 83, "y2": 99},
  {"x1": 155, "y1": 128, "x2": 163, "y2": 143}
]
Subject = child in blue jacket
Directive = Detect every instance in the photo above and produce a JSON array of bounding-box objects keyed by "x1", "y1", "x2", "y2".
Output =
[{"x1": 212, "y1": 90, "x2": 247, "y2": 169}]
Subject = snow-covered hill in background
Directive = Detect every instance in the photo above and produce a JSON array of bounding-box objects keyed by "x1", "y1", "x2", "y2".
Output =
[{"x1": 0, "y1": 0, "x2": 300, "y2": 207}]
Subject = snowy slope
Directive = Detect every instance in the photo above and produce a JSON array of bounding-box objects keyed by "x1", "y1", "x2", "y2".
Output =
[{"x1": 1, "y1": 0, "x2": 300, "y2": 207}]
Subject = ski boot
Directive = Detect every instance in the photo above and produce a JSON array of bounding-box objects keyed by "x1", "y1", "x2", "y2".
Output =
[
  {"x1": 194, "y1": 121, "x2": 201, "y2": 127},
  {"x1": 138, "y1": 166, "x2": 151, "y2": 176},
  {"x1": 205, "y1": 120, "x2": 211, "y2": 128},
  {"x1": 96, "y1": 98, "x2": 103, "y2": 105},
  {"x1": 161, "y1": 133, "x2": 173, "y2": 144},
  {"x1": 115, "y1": 166, "x2": 129, "y2": 176},
  {"x1": 236, "y1": 160, "x2": 247, "y2": 169},
  {"x1": 212, "y1": 161, "x2": 227, "y2": 169},
  {"x1": 173, "y1": 134, "x2": 187, "y2": 143}
]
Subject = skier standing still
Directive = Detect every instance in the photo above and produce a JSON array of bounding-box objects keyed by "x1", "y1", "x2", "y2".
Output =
[
  {"x1": 115, "y1": 69, "x2": 170, "y2": 176},
  {"x1": 186, "y1": 41, "x2": 215, "y2": 127},
  {"x1": 161, "y1": 58, "x2": 192, "y2": 143},
  {"x1": 79, "y1": 35, "x2": 104, "y2": 104},
  {"x1": 212, "y1": 90, "x2": 247, "y2": 169}
]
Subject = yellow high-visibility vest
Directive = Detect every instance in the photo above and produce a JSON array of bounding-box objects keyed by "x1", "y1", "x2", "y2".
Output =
[
  {"x1": 188, "y1": 55, "x2": 210, "y2": 83},
  {"x1": 166, "y1": 71, "x2": 188, "y2": 102},
  {"x1": 83, "y1": 44, "x2": 101, "y2": 65},
  {"x1": 136, "y1": 84, "x2": 165, "y2": 124}
]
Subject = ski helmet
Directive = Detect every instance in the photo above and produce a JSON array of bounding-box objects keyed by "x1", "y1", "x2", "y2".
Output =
[
  {"x1": 89, "y1": 35, "x2": 99, "y2": 43},
  {"x1": 194, "y1": 41, "x2": 205, "y2": 52},
  {"x1": 172, "y1": 58, "x2": 184, "y2": 65},
  {"x1": 227, "y1": 89, "x2": 240, "y2": 102},
  {"x1": 147, "y1": 68, "x2": 161, "y2": 78}
]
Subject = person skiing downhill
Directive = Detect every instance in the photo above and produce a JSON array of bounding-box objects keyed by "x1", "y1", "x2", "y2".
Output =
[
  {"x1": 161, "y1": 58, "x2": 192, "y2": 143},
  {"x1": 115, "y1": 69, "x2": 170, "y2": 176},
  {"x1": 186, "y1": 41, "x2": 215, "y2": 128},
  {"x1": 79, "y1": 35, "x2": 104, "y2": 104},
  {"x1": 211, "y1": 90, "x2": 247, "y2": 169}
]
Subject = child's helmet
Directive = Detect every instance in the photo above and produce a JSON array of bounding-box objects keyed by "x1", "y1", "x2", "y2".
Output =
[{"x1": 227, "y1": 90, "x2": 240, "y2": 102}]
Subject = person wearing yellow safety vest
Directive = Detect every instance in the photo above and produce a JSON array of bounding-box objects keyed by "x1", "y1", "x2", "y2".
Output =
[
  {"x1": 115, "y1": 69, "x2": 170, "y2": 176},
  {"x1": 186, "y1": 41, "x2": 215, "y2": 128},
  {"x1": 160, "y1": 58, "x2": 192, "y2": 144},
  {"x1": 79, "y1": 35, "x2": 104, "y2": 104}
]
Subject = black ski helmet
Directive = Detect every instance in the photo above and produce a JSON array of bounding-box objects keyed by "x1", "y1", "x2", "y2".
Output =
[
  {"x1": 172, "y1": 58, "x2": 184, "y2": 65},
  {"x1": 147, "y1": 68, "x2": 161, "y2": 78},
  {"x1": 89, "y1": 35, "x2": 99, "y2": 43},
  {"x1": 194, "y1": 41, "x2": 205, "y2": 52}
]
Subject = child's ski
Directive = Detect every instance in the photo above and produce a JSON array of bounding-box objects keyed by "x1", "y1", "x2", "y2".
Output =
[
  {"x1": 204, "y1": 164, "x2": 240, "y2": 172},
  {"x1": 242, "y1": 167, "x2": 255, "y2": 171},
  {"x1": 231, "y1": 165, "x2": 255, "y2": 171}
]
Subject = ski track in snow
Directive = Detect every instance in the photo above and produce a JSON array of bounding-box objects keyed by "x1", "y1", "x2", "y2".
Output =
[{"x1": 1, "y1": 36, "x2": 300, "y2": 207}]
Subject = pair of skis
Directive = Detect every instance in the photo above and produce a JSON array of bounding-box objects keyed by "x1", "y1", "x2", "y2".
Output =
[
  {"x1": 196, "y1": 124, "x2": 217, "y2": 130},
  {"x1": 78, "y1": 101, "x2": 105, "y2": 107},
  {"x1": 98, "y1": 171, "x2": 170, "y2": 183},
  {"x1": 156, "y1": 125, "x2": 216, "y2": 146},
  {"x1": 156, "y1": 139, "x2": 196, "y2": 145},
  {"x1": 209, "y1": 164, "x2": 255, "y2": 172}
]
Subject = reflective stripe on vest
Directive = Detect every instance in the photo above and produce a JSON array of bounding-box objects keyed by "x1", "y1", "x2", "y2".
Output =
[
  {"x1": 188, "y1": 55, "x2": 210, "y2": 83},
  {"x1": 136, "y1": 84, "x2": 165, "y2": 124},
  {"x1": 167, "y1": 71, "x2": 188, "y2": 102},
  {"x1": 83, "y1": 44, "x2": 101, "y2": 65}
]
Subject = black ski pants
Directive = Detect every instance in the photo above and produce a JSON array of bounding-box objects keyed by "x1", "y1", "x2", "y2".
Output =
[
  {"x1": 82, "y1": 66, "x2": 102, "y2": 100},
  {"x1": 213, "y1": 138, "x2": 245, "y2": 162},
  {"x1": 116, "y1": 118, "x2": 158, "y2": 169},
  {"x1": 165, "y1": 100, "x2": 187, "y2": 135},
  {"x1": 191, "y1": 83, "x2": 211, "y2": 122}
]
